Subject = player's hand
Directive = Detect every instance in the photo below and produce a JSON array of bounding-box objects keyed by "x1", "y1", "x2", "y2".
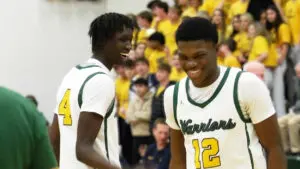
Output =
[{"x1": 139, "y1": 144, "x2": 147, "y2": 157}]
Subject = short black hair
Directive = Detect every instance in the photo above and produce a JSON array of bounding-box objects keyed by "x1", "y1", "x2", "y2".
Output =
[
  {"x1": 176, "y1": 17, "x2": 218, "y2": 44},
  {"x1": 136, "y1": 57, "x2": 150, "y2": 66},
  {"x1": 138, "y1": 10, "x2": 153, "y2": 24},
  {"x1": 147, "y1": 0, "x2": 161, "y2": 9},
  {"x1": 148, "y1": 32, "x2": 165, "y2": 45},
  {"x1": 222, "y1": 38, "x2": 237, "y2": 52},
  {"x1": 88, "y1": 13, "x2": 134, "y2": 54},
  {"x1": 154, "y1": 1, "x2": 169, "y2": 13},
  {"x1": 158, "y1": 63, "x2": 171, "y2": 74},
  {"x1": 134, "y1": 77, "x2": 149, "y2": 86}
]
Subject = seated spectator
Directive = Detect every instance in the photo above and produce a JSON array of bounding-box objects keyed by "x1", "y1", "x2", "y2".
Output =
[
  {"x1": 126, "y1": 78, "x2": 154, "y2": 165},
  {"x1": 243, "y1": 61, "x2": 265, "y2": 81},
  {"x1": 169, "y1": 50, "x2": 186, "y2": 82},
  {"x1": 278, "y1": 63, "x2": 300, "y2": 156},
  {"x1": 150, "y1": 63, "x2": 175, "y2": 130},
  {"x1": 142, "y1": 118, "x2": 171, "y2": 169},
  {"x1": 218, "y1": 39, "x2": 241, "y2": 68}
]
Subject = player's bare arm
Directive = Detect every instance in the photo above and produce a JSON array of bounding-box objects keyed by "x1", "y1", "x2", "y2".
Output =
[
  {"x1": 169, "y1": 129, "x2": 186, "y2": 169},
  {"x1": 50, "y1": 114, "x2": 60, "y2": 164},
  {"x1": 254, "y1": 115, "x2": 287, "y2": 169},
  {"x1": 76, "y1": 112, "x2": 121, "y2": 169}
]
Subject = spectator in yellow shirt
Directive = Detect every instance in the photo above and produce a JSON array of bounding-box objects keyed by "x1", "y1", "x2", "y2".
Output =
[
  {"x1": 266, "y1": 5, "x2": 292, "y2": 117},
  {"x1": 169, "y1": 50, "x2": 187, "y2": 81},
  {"x1": 182, "y1": 0, "x2": 202, "y2": 17},
  {"x1": 226, "y1": 14, "x2": 241, "y2": 39},
  {"x1": 175, "y1": 0, "x2": 189, "y2": 11},
  {"x1": 151, "y1": 1, "x2": 169, "y2": 31},
  {"x1": 228, "y1": 0, "x2": 250, "y2": 22},
  {"x1": 137, "y1": 11, "x2": 155, "y2": 44},
  {"x1": 146, "y1": 32, "x2": 168, "y2": 73},
  {"x1": 212, "y1": 9, "x2": 226, "y2": 44},
  {"x1": 248, "y1": 23, "x2": 271, "y2": 66},
  {"x1": 218, "y1": 39, "x2": 241, "y2": 68},
  {"x1": 234, "y1": 13, "x2": 253, "y2": 63},
  {"x1": 284, "y1": 0, "x2": 300, "y2": 45},
  {"x1": 165, "y1": 6, "x2": 182, "y2": 54}
]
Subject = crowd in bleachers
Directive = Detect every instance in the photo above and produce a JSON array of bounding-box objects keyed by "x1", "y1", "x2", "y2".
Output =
[{"x1": 112, "y1": 0, "x2": 300, "y2": 168}]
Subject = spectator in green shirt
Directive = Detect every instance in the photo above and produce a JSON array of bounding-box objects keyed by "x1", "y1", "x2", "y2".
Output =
[{"x1": 0, "y1": 87, "x2": 57, "y2": 169}]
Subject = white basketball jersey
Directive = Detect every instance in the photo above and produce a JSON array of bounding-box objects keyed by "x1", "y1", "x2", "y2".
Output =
[
  {"x1": 54, "y1": 60, "x2": 120, "y2": 169},
  {"x1": 173, "y1": 67, "x2": 266, "y2": 169}
]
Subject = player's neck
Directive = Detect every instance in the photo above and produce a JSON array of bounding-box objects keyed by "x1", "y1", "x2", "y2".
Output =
[
  {"x1": 93, "y1": 55, "x2": 112, "y2": 70},
  {"x1": 194, "y1": 66, "x2": 220, "y2": 88}
]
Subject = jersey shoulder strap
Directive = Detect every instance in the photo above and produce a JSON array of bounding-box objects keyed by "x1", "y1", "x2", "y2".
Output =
[
  {"x1": 173, "y1": 82, "x2": 180, "y2": 128},
  {"x1": 233, "y1": 70, "x2": 252, "y2": 123}
]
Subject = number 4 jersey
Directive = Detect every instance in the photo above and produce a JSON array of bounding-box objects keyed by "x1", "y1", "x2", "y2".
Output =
[
  {"x1": 165, "y1": 66, "x2": 275, "y2": 169},
  {"x1": 53, "y1": 58, "x2": 120, "y2": 169}
]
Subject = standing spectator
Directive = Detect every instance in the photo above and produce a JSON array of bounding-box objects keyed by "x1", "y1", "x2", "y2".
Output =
[
  {"x1": 284, "y1": 0, "x2": 300, "y2": 62},
  {"x1": 247, "y1": 22, "x2": 270, "y2": 66},
  {"x1": 182, "y1": 0, "x2": 202, "y2": 17},
  {"x1": 137, "y1": 11, "x2": 155, "y2": 44},
  {"x1": 218, "y1": 39, "x2": 241, "y2": 68},
  {"x1": 266, "y1": 4, "x2": 291, "y2": 117},
  {"x1": 226, "y1": 14, "x2": 241, "y2": 39},
  {"x1": 243, "y1": 61, "x2": 266, "y2": 80},
  {"x1": 151, "y1": 1, "x2": 169, "y2": 30},
  {"x1": 228, "y1": 0, "x2": 250, "y2": 22},
  {"x1": 212, "y1": 9, "x2": 226, "y2": 44},
  {"x1": 0, "y1": 87, "x2": 57, "y2": 169},
  {"x1": 278, "y1": 63, "x2": 300, "y2": 156},
  {"x1": 169, "y1": 50, "x2": 187, "y2": 82},
  {"x1": 142, "y1": 118, "x2": 171, "y2": 169},
  {"x1": 126, "y1": 78, "x2": 154, "y2": 165},
  {"x1": 165, "y1": 5, "x2": 182, "y2": 54},
  {"x1": 150, "y1": 63, "x2": 175, "y2": 129},
  {"x1": 145, "y1": 32, "x2": 168, "y2": 74}
]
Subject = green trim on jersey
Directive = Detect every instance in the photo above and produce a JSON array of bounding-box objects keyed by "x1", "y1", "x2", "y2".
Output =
[
  {"x1": 245, "y1": 124, "x2": 254, "y2": 169},
  {"x1": 185, "y1": 67, "x2": 231, "y2": 108},
  {"x1": 233, "y1": 71, "x2": 252, "y2": 123},
  {"x1": 173, "y1": 82, "x2": 180, "y2": 128},
  {"x1": 76, "y1": 64, "x2": 100, "y2": 70},
  {"x1": 104, "y1": 99, "x2": 115, "y2": 161},
  {"x1": 78, "y1": 72, "x2": 106, "y2": 108},
  {"x1": 77, "y1": 71, "x2": 115, "y2": 160}
]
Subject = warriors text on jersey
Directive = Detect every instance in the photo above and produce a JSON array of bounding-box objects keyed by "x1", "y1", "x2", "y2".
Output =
[
  {"x1": 164, "y1": 66, "x2": 275, "y2": 169},
  {"x1": 54, "y1": 58, "x2": 120, "y2": 169}
]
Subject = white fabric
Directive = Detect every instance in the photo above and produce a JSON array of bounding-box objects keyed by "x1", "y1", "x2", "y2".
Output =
[
  {"x1": 54, "y1": 58, "x2": 120, "y2": 169},
  {"x1": 164, "y1": 67, "x2": 275, "y2": 129},
  {"x1": 164, "y1": 66, "x2": 275, "y2": 169}
]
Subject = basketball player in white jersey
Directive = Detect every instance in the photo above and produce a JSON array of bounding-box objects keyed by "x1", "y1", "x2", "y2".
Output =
[
  {"x1": 49, "y1": 13, "x2": 133, "y2": 169},
  {"x1": 164, "y1": 17, "x2": 286, "y2": 169}
]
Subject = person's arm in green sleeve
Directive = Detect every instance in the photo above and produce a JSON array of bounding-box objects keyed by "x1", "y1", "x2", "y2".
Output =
[{"x1": 31, "y1": 113, "x2": 58, "y2": 169}]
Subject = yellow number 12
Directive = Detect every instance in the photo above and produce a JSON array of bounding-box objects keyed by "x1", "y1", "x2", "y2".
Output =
[
  {"x1": 192, "y1": 138, "x2": 221, "y2": 169},
  {"x1": 58, "y1": 89, "x2": 72, "y2": 125}
]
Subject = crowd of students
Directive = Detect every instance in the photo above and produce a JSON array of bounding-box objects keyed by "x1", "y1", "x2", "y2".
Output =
[{"x1": 111, "y1": 0, "x2": 300, "y2": 168}]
